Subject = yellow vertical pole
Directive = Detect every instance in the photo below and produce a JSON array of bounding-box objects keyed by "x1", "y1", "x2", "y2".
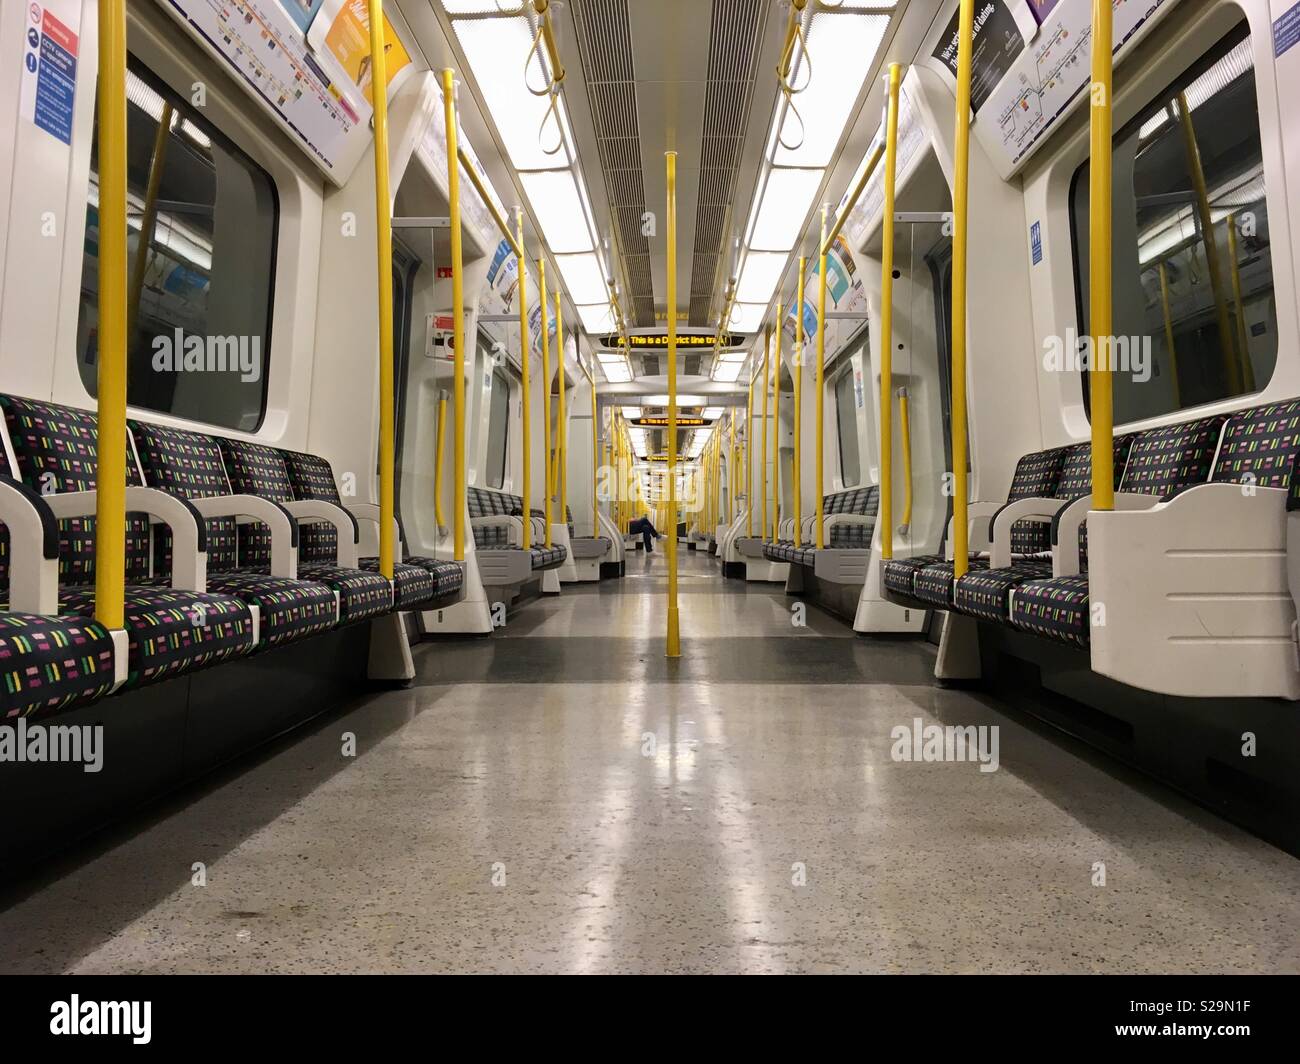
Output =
[
  {"x1": 1177, "y1": 92, "x2": 1239, "y2": 394},
  {"x1": 761, "y1": 325, "x2": 770, "y2": 540},
  {"x1": 879, "y1": 62, "x2": 902, "y2": 560},
  {"x1": 1157, "y1": 261, "x2": 1180, "y2": 407},
  {"x1": 746, "y1": 359, "x2": 755, "y2": 537},
  {"x1": 442, "y1": 70, "x2": 466, "y2": 562},
  {"x1": 539, "y1": 258, "x2": 553, "y2": 547},
  {"x1": 950, "y1": 0, "x2": 975, "y2": 572},
  {"x1": 794, "y1": 257, "x2": 804, "y2": 548},
  {"x1": 516, "y1": 209, "x2": 532, "y2": 549},
  {"x1": 666, "y1": 151, "x2": 681, "y2": 657},
  {"x1": 815, "y1": 205, "x2": 829, "y2": 549},
  {"x1": 1089, "y1": 0, "x2": 1114, "y2": 511},
  {"x1": 556, "y1": 291, "x2": 567, "y2": 524},
  {"x1": 591, "y1": 385, "x2": 600, "y2": 535},
  {"x1": 434, "y1": 391, "x2": 448, "y2": 531},
  {"x1": 367, "y1": 0, "x2": 396, "y2": 578},
  {"x1": 94, "y1": 0, "x2": 128, "y2": 630},
  {"x1": 1226, "y1": 214, "x2": 1255, "y2": 392},
  {"x1": 729, "y1": 410, "x2": 737, "y2": 523},
  {"x1": 772, "y1": 304, "x2": 782, "y2": 543}
]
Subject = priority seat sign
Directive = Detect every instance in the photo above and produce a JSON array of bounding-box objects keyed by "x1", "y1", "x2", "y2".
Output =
[{"x1": 19, "y1": 1, "x2": 79, "y2": 146}]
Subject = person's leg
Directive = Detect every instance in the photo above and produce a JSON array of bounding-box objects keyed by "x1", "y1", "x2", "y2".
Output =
[{"x1": 642, "y1": 528, "x2": 654, "y2": 552}]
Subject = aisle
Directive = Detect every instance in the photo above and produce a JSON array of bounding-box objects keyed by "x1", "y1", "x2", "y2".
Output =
[{"x1": 0, "y1": 547, "x2": 1297, "y2": 974}]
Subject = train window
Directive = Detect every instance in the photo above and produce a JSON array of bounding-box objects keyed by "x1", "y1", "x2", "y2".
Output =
[
  {"x1": 834, "y1": 366, "x2": 861, "y2": 487},
  {"x1": 77, "y1": 58, "x2": 278, "y2": 431},
  {"x1": 1070, "y1": 23, "x2": 1275, "y2": 423},
  {"x1": 486, "y1": 364, "x2": 511, "y2": 489}
]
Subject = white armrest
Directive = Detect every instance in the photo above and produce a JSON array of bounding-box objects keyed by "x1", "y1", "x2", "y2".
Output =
[
  {"x1": 989, "y1": 497, "x2": 1070, "y2": 568},
  {"x1": 946, "y1": 500, "x2": 1003, "y2": 556},
  {"x1": 471, "y1": 513, "x2": 525, "y2": 547},
  {"x1": 43, "y1": 486, "x2": 207, "y2": 592},
  {"x1": 1051, "y1": 491, "x2": 1160, "y2": 577},
  {"x1": 345, "y1": 501, "x2": 403, "y2": 553},
  {"x1": 284, "y1": 499, "x2": 359, "y2": 567},
  {"x1": 0, "y1": 478, "x2": 60, "y2": 615},
  {"x1": 192, "y1": 495, "x2": 297, "y2": 578}
]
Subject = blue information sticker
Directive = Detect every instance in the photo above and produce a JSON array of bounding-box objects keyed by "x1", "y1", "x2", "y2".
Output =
[
  {"x1": 1030, "y1": 221, "x2": 1043, "y2": 266},
  {"x1": 1274, "y1": 1, "x2": 1300, "y2": 57}
]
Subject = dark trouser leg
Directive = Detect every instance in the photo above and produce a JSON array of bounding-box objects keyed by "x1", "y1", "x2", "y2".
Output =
[{"x1": 642, "y1": 529, "x2": 654, "y2": 552}]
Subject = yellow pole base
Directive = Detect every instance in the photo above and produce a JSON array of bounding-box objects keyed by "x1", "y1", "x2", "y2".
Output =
[{"x1": 666, "y1": 606, "x2": 681, "y2": 658}]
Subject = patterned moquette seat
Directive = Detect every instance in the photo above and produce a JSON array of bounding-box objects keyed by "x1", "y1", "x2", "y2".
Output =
[
  {"x1": 948, "y1": 439, "x2": 1132, "y2": 621},
  {"x1": 762, "y1": 486, "x2": 880, "y2": 566},
  {"x1": 279, "y1": 447, "x2": 462, "y2": 607},
  {"x1": 215, "y1": 438, "x2": 395, "y2": 625},
  {"x1": 1009, "y1": 413, "x2": 1235, "y2": 647},
  {"x1": 880, "y1": 446, "x2": 1067, "y2": 598},
  {"x1": 0, "y1": 396, "x2": 255, "y2": 692},
  {"x1": 129, "y1": 421, "x2": 339, "y2": 646}
]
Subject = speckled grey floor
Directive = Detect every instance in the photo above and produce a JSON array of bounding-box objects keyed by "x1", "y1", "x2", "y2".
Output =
[{"x1": 1, "y1": 550, "x2": 1298, "y2": 973}]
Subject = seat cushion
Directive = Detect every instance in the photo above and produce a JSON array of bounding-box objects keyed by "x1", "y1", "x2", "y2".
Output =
[
  {"x1": 881, "y1": 554, "x2": 945, "y2": 597},
  {"x1": 203, "y1": 571, "x2": 337, "y2": 647},
  {"x1": 529, "y1": 545, "x2": 566, "y2": 570},
  {"x1": 0, "y1": 611, "x2": 117, "y2": 721},
  {"x1": 297, "y1": 563, "x2": 392, "y2": 624},
  {"x1": 1010, "y1": 574, "x2": 1091, "y2": 648},
  {"x1": 913, "y1": 558, "x2": 993, "y2": 607},
  {"x1": 357, "y1": 559, "x2": 436, "y2": 610},
  {"x1": 389, "y1": 556, "x2": 464, "y2": 597},
  {"x1": 55, "y1": 585, "x2": 255, "y2": 688},
  {"x1": 952, "y1": 560, "x2": 1053, "y2": 623}
]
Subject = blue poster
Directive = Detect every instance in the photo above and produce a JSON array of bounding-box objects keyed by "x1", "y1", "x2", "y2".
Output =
[{"x1": 279, "y1": 0, "x2": 325, "y2": 34}]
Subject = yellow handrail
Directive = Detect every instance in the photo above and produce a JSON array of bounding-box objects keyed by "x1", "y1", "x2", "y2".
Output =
[
  {"x1": 1089, "y1": 0, "x2": 1114, "y2": 511},
  {"x1": 772, "y1": 302, "x2": 782, "y2": 543},
  {"x1": 822, "y1": 143, "x2": 885, "y2": 259},
  {"x1": 729, "y1": 408, "x2": 737, "y2": 525},
  {"x1": 815, "y1": 204, "x2": 829, "y2": 549},
  {"x1": 794, "y1": 257, "x2": 804, "y2": 549},
  {"x1": 458, "y1": 146, "x2": 521, "y2": 258},
  {"x1": 368, "y1": 0, "x2": 395, "y2": 579},
  {"x1": 666, "y1": 150, "x2": 681, "y2": 658},
  {"x1": 761, "y1": 324, "x2": 770, "y2": 539},
  {"x1": 1177, "y1": 91, "x2": 1239, "y2": 394},
  {"x1": 127, "y1": 102, "x2": 173, "y2": 341},
  {"x1": 777, "y1": 0, "x2": 808, "y2": 81},
  {"x1": 94, "y1": 0, "x2": 128, "y2": 631},
  {"x1": 556, "y1": 290, "x2": 567, "y2": 525},
  {"x1": 444, "y1": 71, "x2": 467, "y2": 562},
  {"x1": 746, "y1": 352, "x2": 754, "y2": 537},
  {"x1": 950, "y1": 0, "x2": 975, "y2": 573},
  {"x1": 591, "y1": 377, "x2": 599, "y2": 536},
  {"x1": 878, "y1": 62, "x2": 901, "y2": 560},
  {"x1": 434, "y1": 390, "x2": 448, "y2": 531},
  {"x1": 1226, "y1": 213, "x2": 1255, "y2": 392},
  {"x1": 516, "y1": 208, "x2": 532, "y2": 549},
  {"x1": 531, "y1": 0, "x2": 566, "y2": 85},
  {"x1": 1157, "y1": 261, "x2": 1180, "y2": 408},
  {"x1": 898, "y1": 387, "x2": 913, "y2": 534},
  {"x1": 539, "y1": 257, "x2": 552, "y2": 548}
]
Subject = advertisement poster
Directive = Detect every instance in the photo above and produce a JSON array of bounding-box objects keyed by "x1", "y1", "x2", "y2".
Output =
[
  {"x1": 931, "y1": 0, "x2": 1029, "y2": 113},
  {"x1": 309, "y1": 0, "x2": 411, "y2": 107},
  {"x1": 279, "y1": 0, "x2": 325, "y2": 33},
  {"x1": 18, "y1": 0, "x2": 80, "y2": 146},
  {"x1": 484, "y1": 238, "x2": 521, "y2": 314}
]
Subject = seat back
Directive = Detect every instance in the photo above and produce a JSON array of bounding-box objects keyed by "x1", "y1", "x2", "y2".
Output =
[
  {"x1": 1004, "y1": 447, "x2": 1068, "y2": 555},
  {"x1": 218, "y1": 439, "x2": 297, "y2": 568},
  {"x1": 0, "y1": 395, "x2": 150, "y2": 589},
  {"x1": 129, "y1": 420, "x2": 242, "y2": 573},
  {"x1": 468, "y1": 486, "x2": 513, "y2": 548},
  {"x1": 1119, "y1": 415, "x2": 1226, "y2": 497},
  {"x1": 821, "y1": 486, "x2": 879, "y2": 548},
  {"x1": 279, "y1": 449, "x2": 345, "y2": 563},
  {"x1": 1209, "y1": 398, "x2": 1300, "y2": 487}
]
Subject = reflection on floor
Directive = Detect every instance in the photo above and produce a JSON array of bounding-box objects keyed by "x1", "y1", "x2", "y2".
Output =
[{"x1": 1, "y1": 549, "x2": 1297, "y2": 973}]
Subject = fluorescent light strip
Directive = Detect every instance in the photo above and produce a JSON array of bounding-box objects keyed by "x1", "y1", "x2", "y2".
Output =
[
  {"x1": 736, "y1": 251, "x2": 789, "y2": 304},
  {"x1": 748, "y1": 168, "x2": 825, "y2": 250},
  {"x1": 1139, "y1": 38, "x2": 1254, "y2": 142},
  {"x1": 555, "y1": 253, "x2": 608, "y2": 304},
  {"x1": 519, "y1": 170, "x2": 595, "y2": 253},
  {"x1": 729, "y1": 303, "x2": 770, "y2": 334}
]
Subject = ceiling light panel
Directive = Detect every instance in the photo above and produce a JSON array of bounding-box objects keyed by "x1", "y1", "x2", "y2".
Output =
[
  {"x1": 443, "y1": 0, "x2": 525, "y2": 12},
  {"x1": 736, "y1": 252, "x2": 788, "y2": 304},
  {"x1": 713, "y1": 362, "x2": 743, "y2": 382},
  {"x1": 520, "y1": 171, "x2": 596, "y2": 253},
  {"x1": 580, "y1": 305, "x2": 616, "y2": 332},
  {"x1": 453, "y1": 17, "x2": 573, "y2": 170},
  {"x1": 729, "y1": 303, "x2": 769, "y2": 333},
  {"x1": 748, "y1": 168, "x2": 825, "y2": 250},
  {"x1": 773, "y1": 13, "x2": 890, "y2": 167},
  {"x1": 555, "y1": 253, "x2": 608, "y2": 304}
]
